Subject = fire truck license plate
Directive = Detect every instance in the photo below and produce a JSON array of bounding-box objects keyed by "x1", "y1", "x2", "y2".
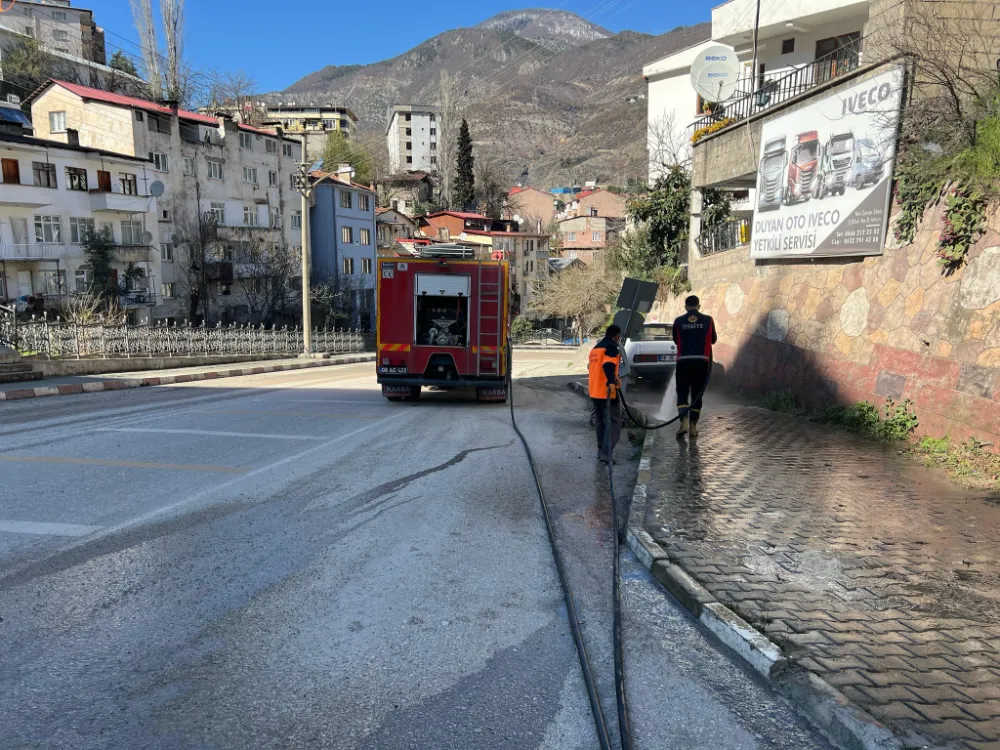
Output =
[
  {"x1": 379, "y1": 366, "x2": 407, "y2": 374},
  {"x1": 477, "y1": 387, "x2": 508, "y2": 401}
]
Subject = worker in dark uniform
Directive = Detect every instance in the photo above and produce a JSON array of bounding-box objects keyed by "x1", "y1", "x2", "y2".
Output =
[
  {"x1": 673, "y1": 295, "x2": 717, "y2": 439},
  {"x1": 588, "y1": 324, "x2": 622, "y2": 463}
]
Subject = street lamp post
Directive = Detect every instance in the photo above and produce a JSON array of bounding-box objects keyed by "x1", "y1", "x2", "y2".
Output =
[{"x1": 293, "y1": 161, "x2": 316, "y2": 355}]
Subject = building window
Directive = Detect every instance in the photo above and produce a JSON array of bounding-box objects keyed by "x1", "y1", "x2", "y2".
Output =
[
  {"x1": 39, "y1": 269, "x2": 66, "y2": 295},
  {"x1": 406, "y1": 156, "x2": 412, "y2": 164},
  {"x1": 270, "y1": 208, "x2": 281, "y2": 228},
  {"x1": 149, "y1": 151, "x2": 168, "y2": 172},
  {"x1": 430, "y1": 128, "x2": 436, "y2": 136},
  {"x1": 405, "y1": 128, "x2": 412, "y2": 136},
  {"x1": 210, "y1": 202, "x2": 225, "y2": 224},
  {"x1": 121, "y1": 220, "x2": 142, "y2": 244},
  {"x1": 239, "y1": 131, "x2": 253, "y2": 149},
  {"x1": 430, "y1": 142, "x2": 436, "y2": 150},
  {"x1": 242, "y1": 166, "x2": 258, "y2": 184},
  {"x1": 222, "y1": 246, "x2": 234, "y2": 261},
  {"x1": 268, "y1": 170, "x2": 278, "y2": 187},
  {"x1": 429, "y1": 114, "x2": 435, "y2": 121},
  {"x1": 24, "y1": 26, "x2": 34, "y2": 38},
  {"x1": 182, "y1": 157, "x2": 195, "y2": 176},
  {"x1": 405, "y1": 141, "x2": 412, "y2": 151},
  {"x1": 161, "y1": 282, "x2": 175, "y2": 299},
  {"x1": 592, "y1": 232, "x2": 601, "y2": 242},
  {"x1": 147, "y1": 112, "x2": 171, "y2": 135},
  {"x1": 359, "y1": 194, "x2": 370, "y2": 211},
  {"x1": 360, "y1": 228, "x2": 370, "y2": 245},
  {"x1": 53, "y1": 10, "x2": 67, "y2": 21},
  {"x1": 781, "y1": 38, "x2": 795, "y2": 54},
  {"x1": 243, "y1": 205, "x2": 259, "y2": 226},
  {"x1": 430, "y1": 156, "x2": 437, "y2": 165},
  {"x1": 33, "y1": 161, "x2": 57, "y2": 188},
  {"x1": 343, "y1": 257, "x2": 354, "y2": 274},
  {"x1": 207, "y1": 160, "x2": 223, "y2": 180},
  {"x1": 589, "y1": 206, "x2": 598, "y2": 217},
  {"x1": 161, "y1": 243, "x2": 174, "y2": 261},
  {"x1": 340, "y1": 190, "x2": 353, "y2": 209},
  {"x1": 404, "y1": 113, "x2": 411, "y2": 121},
  {"x1": 69, "y1": 217, "x2": 95, "y2": 243},
  {"x1": 53, "y1": 29, "x2": 69, "y2": 41},
  {"x1": 160, "y1": 209, "x2": 171, "y2": 222},
  {"x1": 567, "y1": 232, "x2": 576, "y2": 241},
  {"x1": 119, "y1": 172, "x2": 138, "y2": 195},
  {"x1": 135, "y1": 111, "x2": 144, "y2": 122},
  {"x1": 291, "y1": 210, "x2": 302, "y2": 229},
  {"x1": 362, "y1": 257, "x2": 372, "y2": 274},
  {"x1": 341, "y1": 226, "x2": 353, "y2": 244},
  {"x1": 74, "y1": 268, "x2": 89, "y2": 293},
  {"x1": 65, "y1": 166, "x2": 88, "y2": 191},
  {"x1": 265, "y1": 139, "x2": 277, "y2": 154},
  {"x1": 49, "y1": 111, "x2": 67, "y2": 133},
  {"x1": 34, "y1": 215, "x2": 61, "y2": 243},
  {"x1": 282, "y1": 143, "x2": 293, "y2": 157}
]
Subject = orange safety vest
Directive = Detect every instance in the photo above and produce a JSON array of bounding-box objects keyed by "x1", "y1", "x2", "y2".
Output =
[{"x1": 588, "y1": 339, "x2": 620, "y2": 399}]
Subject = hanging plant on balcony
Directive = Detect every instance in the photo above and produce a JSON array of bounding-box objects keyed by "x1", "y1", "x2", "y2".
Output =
[{"x1": 691, "y1": 118, "x2": 735, "y2": 144}]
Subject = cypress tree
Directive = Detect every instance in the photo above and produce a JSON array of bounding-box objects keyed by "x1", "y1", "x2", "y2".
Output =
[{"x1": 453, "y1": 118, "x2": 475, "y2": 210}]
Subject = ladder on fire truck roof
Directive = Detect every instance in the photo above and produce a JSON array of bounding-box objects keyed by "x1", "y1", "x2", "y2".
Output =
[
  {"x1": 413, "y1": 243, "x2": 476, "y2": 259},
  {"x1": 476, "y1": 258, "x2": 503, "y2": 378}
]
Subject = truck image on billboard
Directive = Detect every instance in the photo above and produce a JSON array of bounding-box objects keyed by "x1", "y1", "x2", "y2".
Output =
[{"x1": 751, "y1": 66, "x2": 903, "y2": 259}]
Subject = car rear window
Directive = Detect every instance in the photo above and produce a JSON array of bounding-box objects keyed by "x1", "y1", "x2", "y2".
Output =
[{"x1": 635, "y1": 325, "x2": 672, "y2": 341}]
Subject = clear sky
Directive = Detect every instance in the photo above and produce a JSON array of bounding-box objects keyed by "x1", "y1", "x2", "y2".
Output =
[{"x1": 80, "y1": 0, "x2": 713, "y2": 93}]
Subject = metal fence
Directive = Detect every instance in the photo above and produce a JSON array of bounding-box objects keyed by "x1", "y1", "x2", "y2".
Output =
[
  {"x1": 692, "y1": 38, "x2": 864, "y2": 133},
  {"x1": 0, "y1": 305, "x2": 373, "y2": 360},
  {"x1": 696, "y1": 217, "x2": 752, "y2": 256},
  {"x1": 511, "y1": 327, "x2": 578, "y2": 346}
]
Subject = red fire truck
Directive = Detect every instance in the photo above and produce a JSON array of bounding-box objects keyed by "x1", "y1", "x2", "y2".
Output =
[{"x1": 376, "y1": 245, "x2": 511, "y2": 402}]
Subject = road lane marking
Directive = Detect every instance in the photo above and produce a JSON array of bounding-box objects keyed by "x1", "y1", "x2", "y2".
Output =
[
  {"x1": 284, "y1": 398, "x2": 385, "y2": 404},
  {"x1": 215, "y1": 409, "x2": 380, "y2": 420},
  {"x1": 0, "y1": 520, "x2": 103, "y2": 537},
  {"x1": 0, "y1": 455, "x2": 249, "y2": 473},
  {"x1": 97, "y1": 428, "x2": 324, "y2": 441}
]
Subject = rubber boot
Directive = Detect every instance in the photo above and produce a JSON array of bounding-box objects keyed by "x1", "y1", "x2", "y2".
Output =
[
  {"x1": 676, "y1": 415, "x2": 689, "y2": 439},
  {"x1": 689, "y1": 421, "x2": 699, "y2": 438}
]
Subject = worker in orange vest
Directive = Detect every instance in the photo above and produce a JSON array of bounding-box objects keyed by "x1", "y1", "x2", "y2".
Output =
[{"x1": 588, "y1": 324, "x2": 622, "y2": 463}]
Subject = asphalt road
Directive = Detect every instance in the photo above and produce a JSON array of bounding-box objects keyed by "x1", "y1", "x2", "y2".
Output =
[{"x1": 0, "y1": 352, "x2": 832, "y2": 749}]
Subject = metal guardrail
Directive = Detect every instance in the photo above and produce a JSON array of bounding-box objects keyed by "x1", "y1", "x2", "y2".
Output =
[
  {"x1": 511, "y1": 327, "x2": 578, "y2": 346},
  {"x1": 696, "y1": 217, "x2": 751, "y2": 256},
  {"x1": 692, "y1": 39, "x2": 863, "y2": 133},
  {"x1": 0, "y1": 304, "x2": 373, "y2": 359}
]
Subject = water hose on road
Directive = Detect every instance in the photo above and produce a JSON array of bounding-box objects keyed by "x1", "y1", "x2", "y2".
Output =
[
  {"x1": 507, "y1": 347, "x2": 614, "y2": 750},
  {"x1": 617, "y1": 361, "x2": 713, "y2": 432}
]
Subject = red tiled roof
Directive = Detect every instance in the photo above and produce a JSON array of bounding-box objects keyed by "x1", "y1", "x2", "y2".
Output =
[
  {"x1": 426, "y1": 210, "x2": 490, "y2": 220},
  {"x1": 46, "y1": 79, "x2": 219, "y2": 126}
]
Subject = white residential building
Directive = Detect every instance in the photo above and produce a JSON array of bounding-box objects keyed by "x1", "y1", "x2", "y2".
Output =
[
  {"x1": 27, "y1": 79, "x2": 304, "y2": 322},
  {"x1": 644, "y1": 0, "x2": 869, "y2": 179},
  {"x1": 386, "y1": 104, "x2": 439, "y2": 174},
  {"x1": 0, "y1": 121, "x2": 160, "y2": 323}
]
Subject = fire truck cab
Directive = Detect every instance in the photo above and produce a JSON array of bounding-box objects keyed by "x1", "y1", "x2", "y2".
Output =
[{"x1": 376, "y1": 245, "x2": 510, "y2": 402}]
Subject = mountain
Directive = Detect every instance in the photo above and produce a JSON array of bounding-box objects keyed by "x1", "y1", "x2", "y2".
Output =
[{"x1": 272, "y1": 10, "x2": 711, "y2": 187}]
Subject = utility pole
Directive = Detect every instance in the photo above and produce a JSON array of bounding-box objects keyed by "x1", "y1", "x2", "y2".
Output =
[{"x1": 293, "y1": 161, "x2": 315, "y2": 355}]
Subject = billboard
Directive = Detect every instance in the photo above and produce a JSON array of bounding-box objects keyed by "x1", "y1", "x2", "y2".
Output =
[{"x1": 750, "y1": 66, "x2": 904, "y2": 260}]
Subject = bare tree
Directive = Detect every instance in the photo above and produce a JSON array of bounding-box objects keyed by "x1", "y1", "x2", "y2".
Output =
[
  {"x1": 476, "y1": 153, "x2": 514, "y2": 219},
  {"x1": 160, "y1": 0, "x2": 185, "y2": 101},
  {"x1": 173, "y1": 209, "x2": 222, "y2": 323},
  {"x1": 207, "y1": 70, "x2": 265, "y2": 125},
  {"x1": 129, "y1": 0, "x2": 161, "y2": 96},
  {"x1": 647, "y1": 111, "x2": 691, "y2": 180},
  {"x1": 231, "y1": 232, "x2": 300, "y2": 325},
  {"x1": 531, "y1": 257, "x2": 622, "y2": 341}
]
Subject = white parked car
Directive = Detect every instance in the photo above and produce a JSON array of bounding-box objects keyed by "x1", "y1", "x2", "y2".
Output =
[{"x1": 624, "y1": 323, "x2": 677, "y2": 383}]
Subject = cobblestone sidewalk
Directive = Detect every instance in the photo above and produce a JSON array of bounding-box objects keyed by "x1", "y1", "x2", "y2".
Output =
[{"x1": 643, "y1": 402, "x2": 1000, "y2": 749}]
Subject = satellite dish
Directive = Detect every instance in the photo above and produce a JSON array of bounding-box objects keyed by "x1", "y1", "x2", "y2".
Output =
[
  {"x1": 141, "y1": 231, "x2": 153, "y2": 244},
  {"x1": 149, "y1": 180, "x2": 165, "y2": 197},
  {"x1": 690, "y1": 44, "x2": 740, "y2": 103},
  {"x1": 171, "y1": 233, "x2": 180, "y2": 243}
]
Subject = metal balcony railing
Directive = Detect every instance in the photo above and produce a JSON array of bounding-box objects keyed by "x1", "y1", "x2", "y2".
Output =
[
  {"x1": 0, "y1": 243, "x2": 64, "y2": 260},
  {"x1": 692, "y1": 37, "x2": 864, "y2": 134},
  {"x1": 696, "y1": 217, "x2": 751, "y2": 256}
]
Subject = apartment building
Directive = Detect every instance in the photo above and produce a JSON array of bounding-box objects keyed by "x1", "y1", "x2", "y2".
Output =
[
  {"x1": 375, "y1": 207, "x2": 416, "y2": 251},
  {"x1": 557, "y1": 215, "x2": 624, "y2": 264},
  {"x1": 386, "y1": 105, "x2": 439, "y2": 174},
  {"x1": 507, "y1": 186, "x2": 560, "y2": 225},
  {"x1": 309, "y1": 167, "x2": 377, "y2": 328},
  {"x1": 0, "y1": 122, "x2": 160, "y2": 322},
  {"x1": 381, "y1": 171, "x2": 435, "y2": 218},
  {"x1": 560, "y1": 189, "x2": 627, "y2": 220},
  {"x1": 262, "y1": 103, "x2": 358, "y2": 162},
  {"x1": 0, "y1": 0, "x2": 105, "y2": 61},
  {"x1": 643, "y1": 0, "x2": 869, "y2": 178},
  {"x1": 27, "y1": 79, "x2": 303, "y2": 321}
]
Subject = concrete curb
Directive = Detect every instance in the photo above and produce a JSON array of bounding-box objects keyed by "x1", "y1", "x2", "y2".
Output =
[
  {"x1": 566, "y1": 380, "x2": 903, "y2": 750},
  {"x1": 0, "y1": 355, "x2": 376, "y2": 402}
]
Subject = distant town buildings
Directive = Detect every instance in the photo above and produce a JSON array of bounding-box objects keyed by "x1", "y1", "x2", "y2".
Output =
[
  {"x1": 557, "y1": 215, "x2": 624, "y2": 265},
  {"x1": 261, "y1": 103, "x2": 358, "y2": 163},
  {"x1": 386, "y1": 104, "x2": 439, "y2": 174}
]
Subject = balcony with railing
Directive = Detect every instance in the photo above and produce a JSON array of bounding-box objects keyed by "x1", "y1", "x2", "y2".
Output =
[
  {"x1": 692, "y1": 36, "x2": 865, "y2": 134},
  {"x1": 696, "y1": 217, "x2": 752, "y2": 256},
  {"x1": 0, "y1": 243, "x2": 64, "y2": 261},
  {"x1": 90, "y1": 189, "x2": 151, "y2": 214},
  {"x1": 0, "y1": 183, "x2": 57, "y2": 208},
  {"x1": 114, "y1": 244, "x2": 155, "y2": 263}
]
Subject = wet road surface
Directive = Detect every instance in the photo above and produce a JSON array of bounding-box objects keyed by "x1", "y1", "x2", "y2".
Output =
[{"x1": 0, "y1": 354, "x2": 831, "y2": 749}]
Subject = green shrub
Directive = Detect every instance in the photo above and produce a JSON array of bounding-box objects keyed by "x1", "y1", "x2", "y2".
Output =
[{"x1": 760, "y1": 389, "x2": 806, "y2": 415}]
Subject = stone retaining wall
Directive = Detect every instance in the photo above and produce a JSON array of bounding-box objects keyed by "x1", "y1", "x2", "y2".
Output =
[{"x1": 653, "y1": 204, "x2": 1000, "y2": 449}]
